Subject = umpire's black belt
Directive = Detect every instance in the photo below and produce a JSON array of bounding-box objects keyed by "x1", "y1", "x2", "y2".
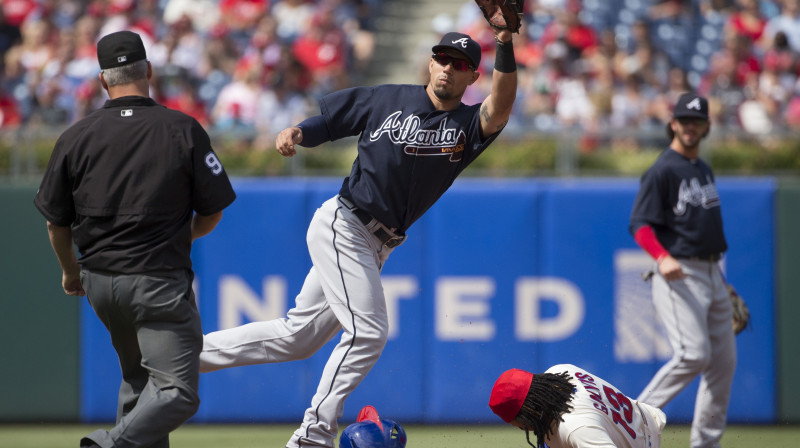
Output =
[{"x1": 338, "y1": 196, "x2": 406, "y2": 249}]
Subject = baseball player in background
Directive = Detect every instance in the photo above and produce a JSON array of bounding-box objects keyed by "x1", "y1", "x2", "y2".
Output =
[
  {"x1": 629, "y1": 93, "x2": 735, "y2": 448},
  {"x1": 199, "y1": 21, "x2": 518, "y2": 448},
  {"x1": 489, "y1": 364, "x2": 667, "y2": 448}
]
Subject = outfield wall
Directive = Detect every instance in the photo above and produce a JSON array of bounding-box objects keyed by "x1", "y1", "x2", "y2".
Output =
[
  {"x1": 0, "y1": 184, "x2": 79, "y2": 421},
  {"x1": 1, "y1": 178, "x2": 791, "y2": 424},
  {"x1": 777, "y1": 179, "x2": 800, "y2": 423}
]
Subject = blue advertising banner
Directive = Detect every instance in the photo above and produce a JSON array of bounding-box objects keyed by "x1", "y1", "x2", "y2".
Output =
[{"x1": 80, "y1": 178, "x2": 776, "y2": 424}]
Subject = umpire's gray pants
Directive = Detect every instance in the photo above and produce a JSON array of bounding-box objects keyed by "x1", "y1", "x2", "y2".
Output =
[{"x1": 80, "y1": 269, "x2": 202, "y2": 448}]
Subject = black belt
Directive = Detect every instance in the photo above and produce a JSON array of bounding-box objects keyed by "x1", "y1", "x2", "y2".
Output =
[
  {"x1": 339, "y1": 197, "x2": 406, "y2": 249},
  {"x1": 687, "y1": 253, "x2": 722, "y2": 262}
]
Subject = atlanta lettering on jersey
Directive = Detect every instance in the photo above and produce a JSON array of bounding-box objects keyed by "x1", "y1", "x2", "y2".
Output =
[
  {"x1": 369, "y1": 111, "x2": 466, "y2": 162},
  {"x1": 673, "y1": 175, "x2": 720, "y2": 216}
]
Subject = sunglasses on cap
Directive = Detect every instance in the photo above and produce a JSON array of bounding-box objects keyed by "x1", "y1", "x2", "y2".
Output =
[{"x1": 432, "y1": 53, "x2": 474, "y2": 72}]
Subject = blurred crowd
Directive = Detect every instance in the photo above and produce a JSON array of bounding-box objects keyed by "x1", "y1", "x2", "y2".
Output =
[
  {"x1": 441, "y1": 0, "x2": 800, "y2": 147},
  {"x1": 2, "y1": 0, "x2": 800, "y2": 152},
  {"x1": 0, "y1": 0, "x2": 378, "y2": 147}
]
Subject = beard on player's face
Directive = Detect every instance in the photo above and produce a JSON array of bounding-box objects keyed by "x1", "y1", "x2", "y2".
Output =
[
  {"x1": 432, "y1": 84, "x2": 458, "y2": 100},
  {"x1": 671, "y1": 119, "x2": 708, "y2": 150},
  {"x1": 677, "y1": 133, "x2": 701, "y2": 149},
  {"x1": 431, "y1": 74, "x2": 468, "y2": 101}
]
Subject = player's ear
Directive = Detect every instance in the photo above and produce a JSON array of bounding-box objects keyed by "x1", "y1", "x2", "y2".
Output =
[
  {"x1": 469, "y1": 70, "x2": 480, "y2": 85},
  {"x1": 702, "y1": 121, "x2": 711, "y2": 138}
]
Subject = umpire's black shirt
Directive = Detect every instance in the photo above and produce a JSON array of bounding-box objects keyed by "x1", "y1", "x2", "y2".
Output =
[{"x1": 35, "y1": 96, "x2": 236, "y2": 274}]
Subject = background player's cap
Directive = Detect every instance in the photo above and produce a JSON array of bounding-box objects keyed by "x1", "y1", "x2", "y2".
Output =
[
  {"x1": 673, "y1": 93, "x2": 709, "y2": 120},
  {"x1": 488, "y1": 368, "x2": 534, "y2": 423},
  {"x1": 432, "y1": 32, "x2": 481, "y2": 70},
  {"x1": 97, "y1": 30, "x2": 147, "y2": 70}
]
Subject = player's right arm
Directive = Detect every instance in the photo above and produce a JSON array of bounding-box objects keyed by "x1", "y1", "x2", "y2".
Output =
[
  {"x1": 275, "y1": 87, "x2": 373, "y2": 157},
  {"x1": 630, "y1": 167, "x2": 685, "y2": 280},
  {"x1": 275, "y1": 117, "x2": 332, "y2": 157},
  {"x1": 633, "y1": 225, "x2": 685, "y2": 280},
  {"x1": 276, "y1": 126, "x2": 303, "y2": 157}
]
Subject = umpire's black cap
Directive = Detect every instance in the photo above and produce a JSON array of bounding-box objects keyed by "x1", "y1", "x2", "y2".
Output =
[
  {"x1": 97, "y1": 31, "x2": 147, "y2": 70},
  {"x1": 673, "y1": 93, "x2": 709, "y2": 120},
  {"x1": 432, "y1": 32, "x2": 481, "y2": 70}
]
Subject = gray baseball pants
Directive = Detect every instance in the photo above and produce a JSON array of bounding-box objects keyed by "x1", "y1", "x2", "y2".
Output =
[
  {"x1": 637, "y1": 259, "x2": 736, "y2": 448},
  {"x1": 80, "y1": 269, "x2": 202, "y2": 448},
  {"x1": 200, "y1": 195, "x2": 395, "y2": 448}
]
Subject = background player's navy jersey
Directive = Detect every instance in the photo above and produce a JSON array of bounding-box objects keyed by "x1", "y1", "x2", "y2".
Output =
[
  {"x1": 320, "y1": 84, "x2": 500, "y2": 234},
  {"x1": 629, "y1": 148, "x2": 727, "y2": 258}
]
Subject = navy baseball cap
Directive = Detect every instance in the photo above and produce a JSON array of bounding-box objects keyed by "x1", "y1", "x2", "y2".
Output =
[
  {"x1": 432, "y1": 32, "x2": 481, "y2": 70},
  {"x1": 97, "y1": 31, "x2": 147, "y2": 69},
  {"x1": 673, "y1": 93, "x2": 709, "y2": 120}
]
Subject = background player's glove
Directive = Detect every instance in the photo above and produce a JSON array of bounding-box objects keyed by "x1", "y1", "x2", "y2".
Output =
[
  {"x1": 475, "y1": 0, "x2": 524, "y2": 34},
  {"x1": 726, "y1": 283, "x2": 750, "y2": 335}
]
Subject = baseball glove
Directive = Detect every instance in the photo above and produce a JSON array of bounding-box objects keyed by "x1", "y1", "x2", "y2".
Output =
[
  {"x1": 726, "y1": 283, "x2": 750, "y2": 335},
  {"x1": 475, "y1": 0, "x2": 525, "y2": 34}
]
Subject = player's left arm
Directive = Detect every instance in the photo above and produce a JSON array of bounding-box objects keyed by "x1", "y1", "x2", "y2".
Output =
[
  {"x1": 45, "y1": 221, "x2": 85, "y2": 296},
  {"x1": 479, "y1": 29, "x2": 517, "y2": 138}
]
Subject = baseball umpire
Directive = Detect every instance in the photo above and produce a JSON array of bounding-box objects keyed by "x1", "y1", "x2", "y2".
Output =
[
  {"x1": 199, "y1": 14, "x2": 519, "y2": 448},
  {"x1": 489, "y1": 364, "x2": 667, "y2": 448},
  {"x1": 629, "y1": 93, "x2": 735, "y2": 448},
  {"x1": 34, "y1": 31, "x2": 236, "y2": 448}
]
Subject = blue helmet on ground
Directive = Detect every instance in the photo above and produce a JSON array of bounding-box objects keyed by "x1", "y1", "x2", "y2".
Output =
[{"x1": 340, "y1": 406, "x2": 407, "y2": 448}]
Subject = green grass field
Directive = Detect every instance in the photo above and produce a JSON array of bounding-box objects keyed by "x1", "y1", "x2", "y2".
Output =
[{"x1": 1, "y1": 424, "x2": 798, "y2": 448}]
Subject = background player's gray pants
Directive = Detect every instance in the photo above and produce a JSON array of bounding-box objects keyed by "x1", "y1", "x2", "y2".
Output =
[
  {"x1": 201, "y1": 196, "x2": 395, "y2": 448},
  {"x1": 637, "y1": 259, "x2": 736, "y2": 448},
  {"x1": 80, "y1": 269, "x2": 202, "y2": 448}
]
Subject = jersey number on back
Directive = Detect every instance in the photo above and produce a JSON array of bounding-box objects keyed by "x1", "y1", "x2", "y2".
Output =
[{"x1": 603, "y1": 385, "x2": 636, "y2": 439}]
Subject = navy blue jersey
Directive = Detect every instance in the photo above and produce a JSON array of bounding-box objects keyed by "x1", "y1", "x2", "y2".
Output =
[
  {"x1": 629, "y1": 148, "x2": 727, "y2": 258},
  {"x1": 319, "y1": 84, "x2": 500, "y2": 233}
]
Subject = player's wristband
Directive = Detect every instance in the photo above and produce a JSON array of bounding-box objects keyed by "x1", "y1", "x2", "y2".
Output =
[
  {"x1": 296, "y1": 115, "x2": 331, "y2": 148},
  {"x1": 494, "y1": 41, "x2": 516, "y2": 73}
]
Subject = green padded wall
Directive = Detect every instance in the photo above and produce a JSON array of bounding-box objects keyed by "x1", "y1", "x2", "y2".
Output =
[
  {"x1": 777, "y1": 178, "x2": 800, "y2": 422},
  {"x1": 0, "y1": 183, "x2": 79, "y2": 421}
]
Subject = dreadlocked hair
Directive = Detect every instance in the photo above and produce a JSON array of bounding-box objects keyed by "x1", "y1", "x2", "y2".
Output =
[{"x1": 516, "y1": 371, "x2": 575, "y2": 448}]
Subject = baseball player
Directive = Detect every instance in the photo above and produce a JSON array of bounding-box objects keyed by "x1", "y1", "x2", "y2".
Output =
[
  {"x1": 489, "y1": 364, "x2": 667, "y2": 448},
  {"x1": 199, "y1": 23, "x2": 518, "y2": 448},
  {"x1": 629, "y1": 93, "x2": 735, "y2": 448},
  {"x1": 34, "y1": 31, "x2": 236, "y2": 447}
]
